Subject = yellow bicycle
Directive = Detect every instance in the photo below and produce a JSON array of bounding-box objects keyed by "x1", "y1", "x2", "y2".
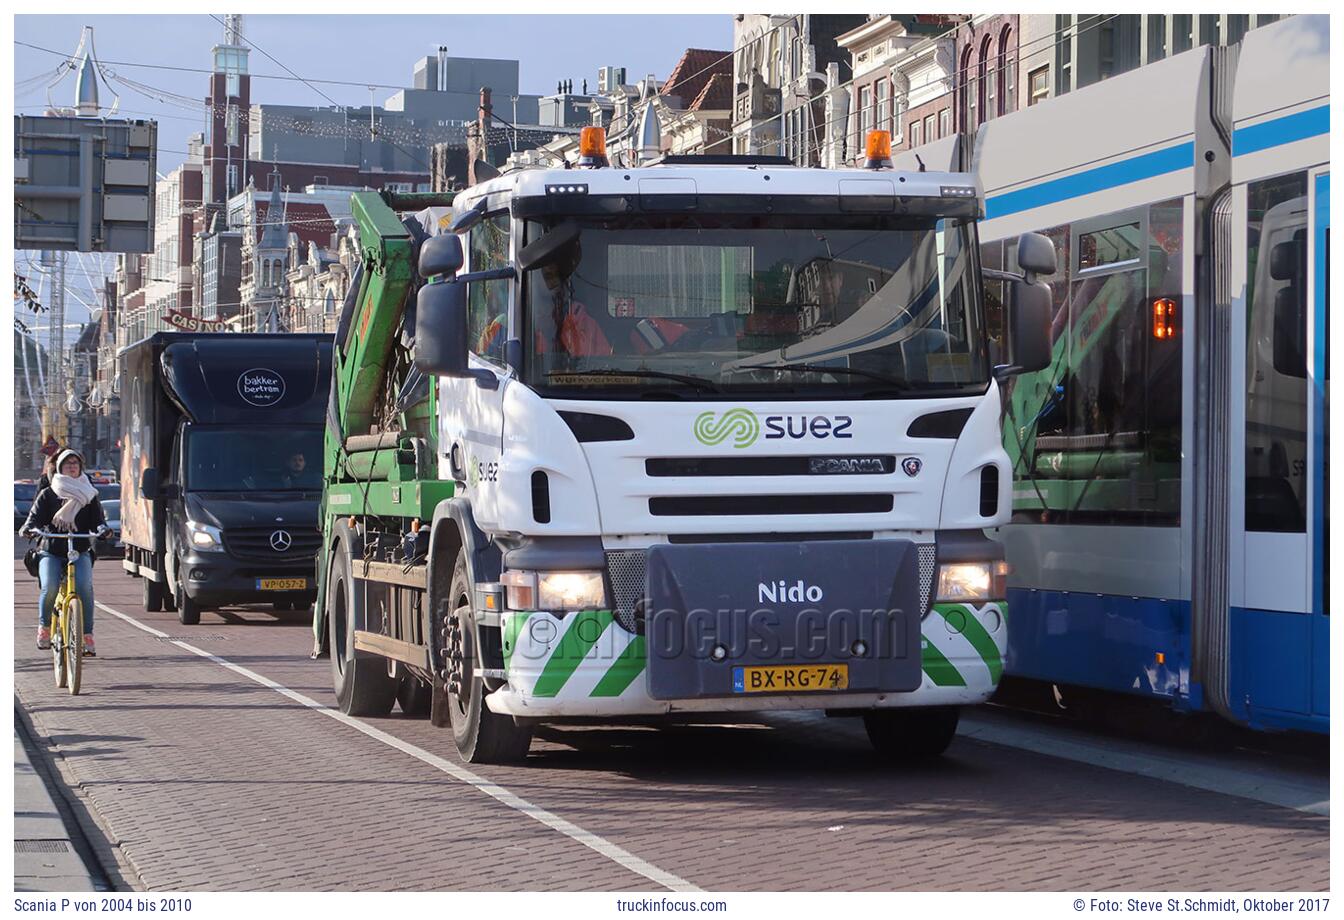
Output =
[{"x1": 32, "y1": 529, "x2": 101, "y2": 696}]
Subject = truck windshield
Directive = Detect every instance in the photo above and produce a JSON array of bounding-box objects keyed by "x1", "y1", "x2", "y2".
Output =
[
  {"x1": 185, "y1": 428, "x2": 323, "y2": 492},
  {"x1": 522, "y1": 214, "x2": 986, "y2": 398}
]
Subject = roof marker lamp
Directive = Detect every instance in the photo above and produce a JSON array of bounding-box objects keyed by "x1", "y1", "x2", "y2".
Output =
[
  {"x1": 864, "y1": 130, "x2": 893, "y2": 170},
  {"x1": 578, "y1": 126, "x2": 608, "y2": 168}
]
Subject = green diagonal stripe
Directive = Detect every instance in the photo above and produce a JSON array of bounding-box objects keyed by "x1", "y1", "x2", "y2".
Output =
[
  {"x1": 935, "y1": 603, "x2": 1003, "y2": 684},
  {"x1": 532, "y1": 609, "x2": 615, "y2": 697},
  {"x1": 921, "y1": 635, "x2": 967, "y2": 687},
  {"x1": 590, "y1": 635, "x2": 647, "y2": 697},
  {"x1": 501, "y1": 611, "x2": 532, "y2": 672}
]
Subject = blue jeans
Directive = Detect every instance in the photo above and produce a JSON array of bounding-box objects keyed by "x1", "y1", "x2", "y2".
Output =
[{"x1": 38, "y1": 551, "x2": 95, "y2": 635}]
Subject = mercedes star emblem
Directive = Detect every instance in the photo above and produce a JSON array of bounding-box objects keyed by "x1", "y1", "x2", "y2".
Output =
[{"x1": 270, "y1": 529, "x2": 293, "y2": 552}]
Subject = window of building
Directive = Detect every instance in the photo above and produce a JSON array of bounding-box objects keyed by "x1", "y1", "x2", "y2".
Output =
[
  {"x1": 1028, "y1": 66, "x2": 1050, "y2": 106},
  {"x1": 226, "y1": 72, "x2": 240, "y2": 97},
  {"x1": 1226, "y1": 15, "x2": 1250, "y2": 45},
  {"x1": 226, "y1": 107, "x2": 238, "y2": 146},
  {"x1": 227, "y1": 164, "x2": 239, "y2": 196},
  {"x1": 959, "y1": 44, "x2": 975, "y2": 132},
  {"x1": 876, "y1": 80, "x2": 889, "y2": 133},
  {"x1": 1199, "y1": 14, "x2": 1220, "y2": 47},
  {"x1": 1056, "y1": 14, "x2": 1073, "y2": 95},
  {"x1": 1146, "y1": 15, "x2": 1167, "y2": 63},
  {"x1": 923, "y1": 113, "x2": 936, "y2": 142},
  {"x1": 858, "y1": 85, "x2": 872, "y2": 140},
  {"x1": 467, "y1": 212, "x2": 511, "y2": 366},
  {"x1": 908, "y1": 118, "x2": 922, "y2": 149},
  {"x1": 1245, "y1": 171, "x2": 1309, "y2": 532},
  {"x1": 979, "y1": 35, "x2": 993, "y2": 124},
  {"x1": 939, "y1": 108, "x2": 950, "y2": 138},
  {"x1": 998, "y1": 25, "x2": 1015, "y2": 115},
  {"x1": 1173, "y1": 15, "x2": 1194, "y2": 53}
]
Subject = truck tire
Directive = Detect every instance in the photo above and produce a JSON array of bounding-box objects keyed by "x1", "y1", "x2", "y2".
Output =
[
  {"x1": 143, "y1": 576, "x2": 164, "y2": 613},
  {"x1": 397, "y1": 675, "x2": 432, "y2": 717},
  {"x1": 444, "y1": 549, "x2": 531, "y2": 763},
  {"x1": 863, "y1": 706, "x2": 960, "y2": 760},
  {"x1": 328, "y1": 541, "x2": 397, "y2": 716}
]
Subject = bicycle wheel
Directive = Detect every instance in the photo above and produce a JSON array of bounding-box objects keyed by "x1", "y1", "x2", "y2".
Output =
[
  {"x1": 52, "y1": 604, "x2": 67, "y2": 690},
  {"x1": 65, "y1": 598, "x2": 83, "y2": 696}
]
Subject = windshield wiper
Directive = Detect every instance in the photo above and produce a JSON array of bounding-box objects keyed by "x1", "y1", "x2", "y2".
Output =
[
  {"x1": 547, "y1": 369, "x2": 723, "y2": 393},
  {"x1": 733, "y1": 363, "x2": 908, "y2": 391}
]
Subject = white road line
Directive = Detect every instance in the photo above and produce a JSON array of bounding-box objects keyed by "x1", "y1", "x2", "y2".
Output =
[{"x1": 95, "y1": 601, "x2": 699, "y2": 892}]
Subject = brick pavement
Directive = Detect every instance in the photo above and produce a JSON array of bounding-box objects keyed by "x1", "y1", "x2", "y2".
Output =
[{"x1": 12, "y1": 560, "x2": 1330, "y2": 892}]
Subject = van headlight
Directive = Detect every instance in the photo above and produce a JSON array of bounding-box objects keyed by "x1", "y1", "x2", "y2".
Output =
[
  {"x1": 187, "y1": 520, "x2": 224, "y2": 552},
  {"x1": 935, "y1": 561, "x2": 1010, "y2": 602},
  {"x1": 502, "y1": 570, "x2": 606, "y2": 611}
]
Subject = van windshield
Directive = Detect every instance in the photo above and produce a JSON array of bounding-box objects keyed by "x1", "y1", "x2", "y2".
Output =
[
  {"x1": 184, "y1": 427, "x2": 322, "y2": 492},
  {"x1": 522, "y1": 213, "x2": 987, "y2": 398}
]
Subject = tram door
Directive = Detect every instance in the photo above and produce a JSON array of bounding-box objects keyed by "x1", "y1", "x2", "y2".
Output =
[{"x1": 1228, "y1": 168, "x2": 1328, "y2": 730}]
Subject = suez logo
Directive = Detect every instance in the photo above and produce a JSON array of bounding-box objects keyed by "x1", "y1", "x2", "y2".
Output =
[
  {"x1": 758, "y1": 579, "x2": 825, "y2": 604},
  {"x1": 237, "y1": 368, "x2": 286, "y2": 407},
  {"x1": 693, "y1": 408, "x2": 852, "y2": 448}
]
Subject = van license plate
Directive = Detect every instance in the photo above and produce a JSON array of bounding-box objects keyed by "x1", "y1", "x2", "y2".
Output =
[
  {"x1": 732, "y1": 664, "x2": 848, "y2": 694},
  {"x1": 258, "y1": 578, "x2": 307, "y2": 591}
]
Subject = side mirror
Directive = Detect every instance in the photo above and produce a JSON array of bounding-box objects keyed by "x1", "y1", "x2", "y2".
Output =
[
  {"x1": 413, "y1": 280, "x2": 471, "y2": 377},
  {"x1": 140, "y1": 467, "x2": 160, "y2": 500},
  {"x1": 519, "y1": 222, "x2": 581, "y2": 273},
  {"x1": 1003, "y1": 280, "x2": 1052, "y2": 375},
  {"x1": 449, "y1": 198, "x2": 489, "y2": 234},
  {"x1": 1016, "y1": 232, "x2": 1057, "y2": 282},
  {"x1": 419, "y1": 234, "x2": 464, "y2": 279},
  {"x1": 1272, "y1": 286, "x2": 1308, "y2": 378},
  {"x1": 1270, "y1": 239, "x2": 1301, "y2": 282}
]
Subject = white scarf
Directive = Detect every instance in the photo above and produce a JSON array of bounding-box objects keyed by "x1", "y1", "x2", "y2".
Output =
[{"x1": 51, "y1": 473, "x2": 98, "y2": 530}]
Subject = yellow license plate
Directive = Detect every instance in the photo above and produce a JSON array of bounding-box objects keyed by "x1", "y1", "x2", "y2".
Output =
[
  {"x1": 732, "y1": 664, "x2": 848, "y2": 694},
  {"x1": 257, "y1": 578, "x2": 307, "y2": 591}
]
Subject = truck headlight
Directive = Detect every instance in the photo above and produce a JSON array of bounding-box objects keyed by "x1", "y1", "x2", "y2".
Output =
[
  {"x1": 502, "y1": 570, "x2": 606, "y2": 611},
  {"x1": 187, "y1": 520, "x2": 224, "y2": 552},
  {"x1": 935, "y1": 561, "x2": 1010, "y2": 602}
]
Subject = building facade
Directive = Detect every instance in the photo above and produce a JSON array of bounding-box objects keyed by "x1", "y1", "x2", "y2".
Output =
[{"x1": 839, "y1": 15, "x2": 963, "y2": 157}]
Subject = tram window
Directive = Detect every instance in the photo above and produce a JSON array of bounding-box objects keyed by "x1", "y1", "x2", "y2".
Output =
[
  {"x1": 1078, "y1": 221, "x2": 1142, "y2": 271},
  {"x1": 1004, "y1": 201, "x2": 1183, "y2": 526},
  {"x1": 1245, "y1": 172, "x2": 1309, "y2": 533}
]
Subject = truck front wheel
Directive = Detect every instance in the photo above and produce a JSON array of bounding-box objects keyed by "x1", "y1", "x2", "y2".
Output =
[
  {"x1": 328, "y1": 542, "x2": 397, "y2": 716},
  {"x1": 444, "y1": 549, "x2": 531, "y2": 763},
  {"x1": 863, "y1": 706, "x2": 960, "y2": 760}
]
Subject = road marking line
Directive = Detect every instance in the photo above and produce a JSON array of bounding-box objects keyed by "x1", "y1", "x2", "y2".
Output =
[{"x1": 95, "y1": 601, "x2": 699, "y2": 892}]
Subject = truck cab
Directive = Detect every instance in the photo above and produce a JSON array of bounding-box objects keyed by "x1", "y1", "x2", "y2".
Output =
[{"x1": 319, "y1": 135, "x2": 1054, "y2": 762}]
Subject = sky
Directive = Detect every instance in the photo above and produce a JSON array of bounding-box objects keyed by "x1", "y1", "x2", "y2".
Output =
[{"x1": 12, "y1": 13, "x2": 731, "y2": 340}]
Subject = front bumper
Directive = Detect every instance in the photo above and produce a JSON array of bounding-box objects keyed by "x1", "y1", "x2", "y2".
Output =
[
  {"x1": 179, "y1": 549, "x2": 318, "y2": 607},
  {"x1": 486, "y1": 600, "x2": 1006, "y2": 718}
]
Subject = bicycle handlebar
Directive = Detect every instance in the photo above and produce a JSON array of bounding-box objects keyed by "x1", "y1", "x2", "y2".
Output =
[{"x1": 27, "y1": 530, "x2": 106, "y2": 539}]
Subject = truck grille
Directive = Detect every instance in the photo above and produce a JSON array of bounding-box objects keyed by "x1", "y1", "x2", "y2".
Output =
[
  {"x1": 604, "y1": 541, "x2": 939, "y2": 634},
  {"x1": 223, "y1": 526, "x2": 321, "y2": 562}
]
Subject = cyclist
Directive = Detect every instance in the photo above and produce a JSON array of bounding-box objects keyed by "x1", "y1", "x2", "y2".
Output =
[{"x1": 21, "y1": 449, "x2": 108, "y2": 655}]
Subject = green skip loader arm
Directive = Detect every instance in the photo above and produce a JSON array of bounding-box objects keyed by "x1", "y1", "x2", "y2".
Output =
[{"x1": 313, "y1": 190, "x2": 456, "y2": 653}]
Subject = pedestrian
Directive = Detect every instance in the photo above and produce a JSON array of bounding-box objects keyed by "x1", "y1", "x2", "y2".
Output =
[{"x1": 21, "y1": 448, "x2": 108, "y2": 655}]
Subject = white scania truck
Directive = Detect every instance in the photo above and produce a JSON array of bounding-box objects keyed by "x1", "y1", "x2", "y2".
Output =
[{"x1": 316, "y1": 128, "x2": 1054, "y2": 763}]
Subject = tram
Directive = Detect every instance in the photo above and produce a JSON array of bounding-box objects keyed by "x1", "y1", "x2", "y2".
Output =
[{"x1": 912, "y1": 15, "x2": 1328, "y2": 732}]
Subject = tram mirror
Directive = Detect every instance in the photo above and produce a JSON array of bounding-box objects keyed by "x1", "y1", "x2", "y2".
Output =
[
  {"x1": 1007, "y1": 280, "x2": 1052, "y2": 374},
  {"x1": 1016, "y1": 232, "x2": 1057, "y2": 281},
  {"x1": 1272, "y1": 286, "x2": 1308, "y2": 378}
]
